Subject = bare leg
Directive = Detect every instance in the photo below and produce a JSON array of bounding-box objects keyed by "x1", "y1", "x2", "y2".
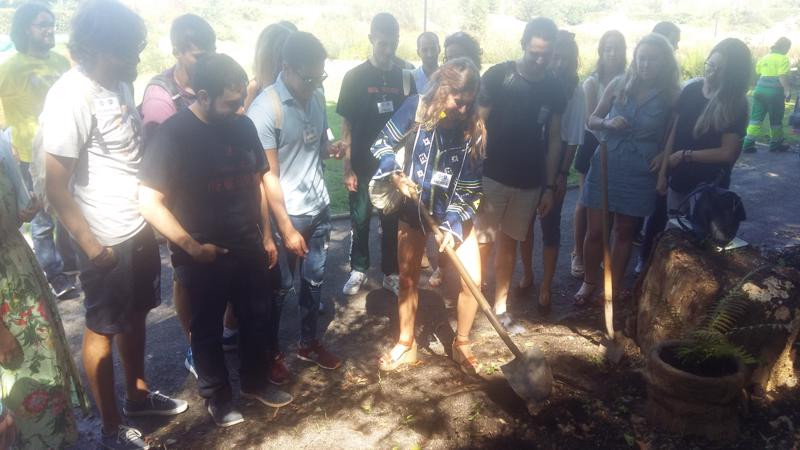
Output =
[
  {"x1": 518, "y1": 220, "x2": 535, "y2": 289},
  {"x1": 83, "y1": 328, "x2": 122, "y2": 432},
  {"x1": 115, "y1": 310, "x2": 150, "y2": 403},
  {"x1": 223, "y1": 302, "x2": 238, "y2": 329},
  {"x1": 173, "y1": 280, "x2": 191, "y2": 341},
  {"x1": 610, "y1": 213, "x2": 639, "y2": 293},
  {"x1": 391, "y1": 222, "x2": 426, "y2": 360},
  {"x1": 455, "y1": 229, "x2": 482, "y2": 339},
  {"x1": 493, "y1": 232, "x2": 518, "y2": 315},
  {"x1": 539, "y1": 245, "x2": 558, "y2": 306},
  {"x1": 582, "y1": 207, "x2": 605, "y2": 287},
  {"x1": 573, "y1": 174, "x2": 587, "y2": 263}
]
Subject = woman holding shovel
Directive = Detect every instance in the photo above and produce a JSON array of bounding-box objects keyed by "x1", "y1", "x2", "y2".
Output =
[
  {"x1": 575, "y1": 33, "x2": 679, "y2": 306},
  {"x1": 369, "y1": 58, "x2": 486, "y2": 374}
]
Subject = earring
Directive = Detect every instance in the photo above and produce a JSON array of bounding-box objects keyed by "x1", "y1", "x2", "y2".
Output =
[{"x1": 439, "y1": 111, "x2": 447, "y2": 119}]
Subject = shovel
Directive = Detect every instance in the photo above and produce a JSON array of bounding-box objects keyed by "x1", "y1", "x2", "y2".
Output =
[
  {"x1": 409, "y1": 188, "x2": 553, "y2": 404},
  {"x1": 599, "y1": 141, "x2": 624, "y2": 363}
]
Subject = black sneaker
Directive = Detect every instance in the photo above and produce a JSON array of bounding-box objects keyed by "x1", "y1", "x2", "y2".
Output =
[
  {"x1": 241, "y1": 384, "x2": 293, "y2": 408},
  {"x1": 123, "y1": 391, "x2": 188, "y2": 417},
  {"x1": 100, "y1": 425, "x2": 149, "y2": 450},
  {"x1": 51, "y1": 273, "x2": 79, "y2": 300},
  {"x1": 206, "y1": 398, "x2": 244, "y2": 427}
]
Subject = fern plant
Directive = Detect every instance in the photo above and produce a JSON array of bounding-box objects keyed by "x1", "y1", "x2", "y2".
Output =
[{"x1": 675, "y1": 266, "x2": 771, "y2": 368}]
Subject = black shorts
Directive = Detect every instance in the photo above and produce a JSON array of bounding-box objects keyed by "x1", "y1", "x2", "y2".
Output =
[
  {"x1": 574, "y1": 130, "x2": 599, "y2": 175},
  {"x1": 78, "y1": 225, "x2": 161, "y2": 335}
]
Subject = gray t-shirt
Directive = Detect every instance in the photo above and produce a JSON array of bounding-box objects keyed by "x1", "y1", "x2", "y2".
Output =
[
  {"x1": 38, "y1": 67, "x2": 145, "y2": 246},
  {"x1": 247, "y1": 74, "x2": 329, "y2": 216}
]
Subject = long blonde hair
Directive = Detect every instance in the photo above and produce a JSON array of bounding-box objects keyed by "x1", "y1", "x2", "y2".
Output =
[
  {"x1": 418, "y1": 57, "x2": 486, "y2": 159},
  {"x1": 693, "y1": 38, "x2": 752, "y2": 138},
  {"x1": 616, "y1": 33, "x2": 680, "y2": 106}
]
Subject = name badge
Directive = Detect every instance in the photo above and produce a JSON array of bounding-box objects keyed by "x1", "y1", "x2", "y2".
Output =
[
  {"x1": 431, "y1": 170, "x2": 452, "y2": 188},
  {"x1": 93, "y1": 97, "x2": 121, "y2": 117},
  {"x1": 377, "y1": 101, "x2": 394, "y2": 114},
  {"x1": 303, "y1": 125, "x2": 318, "y2": 145}
]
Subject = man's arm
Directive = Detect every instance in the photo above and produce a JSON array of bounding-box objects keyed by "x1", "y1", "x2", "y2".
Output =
[
  {"x1": 257, "y1": 177, "x2": 277, "y2": 268},
  {"x1": 138, "y1": 184, "x2": 225, "y2": 263},
  {"x1": 539, "y1": 113, "x2": 562, "y2": 216},
  {"x1": 45, "y1": 154, "x2": 110, "y2": 263},
  {"x1": 263, "y1": 149, "x2": 307, "y2": 257},
  {"x1": 340, "y1": 117, "x2": 358, "y2": 192}
]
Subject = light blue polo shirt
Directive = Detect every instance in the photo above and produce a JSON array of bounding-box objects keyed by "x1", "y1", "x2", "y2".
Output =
[{"x1": 247, "y1": 74, "x2": 330, "y2": 216}]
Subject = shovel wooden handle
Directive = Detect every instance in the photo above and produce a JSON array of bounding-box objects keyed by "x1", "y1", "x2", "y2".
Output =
[
  {"x1": 599, "y1": 141, "x2": 615, "y2": 339},
  {"x1": 408, "y1": 188, "x2": 524, "y2": 359}
]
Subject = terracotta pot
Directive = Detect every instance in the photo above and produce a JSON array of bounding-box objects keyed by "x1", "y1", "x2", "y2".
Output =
[{"x1": 644, "y1": 339, "x2": 745, "y2": 440}]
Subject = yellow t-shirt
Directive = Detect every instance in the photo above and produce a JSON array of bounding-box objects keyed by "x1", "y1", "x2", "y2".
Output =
[
  {"x1": 756, "y1": 52, "x2": 791, "y2": 78},
  {"x1": 0, "y1": 52, "x2": 70, "y2": 162}
]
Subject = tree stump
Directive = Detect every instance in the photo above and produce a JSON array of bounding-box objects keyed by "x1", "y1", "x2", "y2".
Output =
[{"x1": 635, "y1": 229, "x2": 800, "y2": 392}]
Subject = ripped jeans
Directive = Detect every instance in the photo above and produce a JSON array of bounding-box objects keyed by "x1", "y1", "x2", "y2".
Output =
[{"x1": 274, "y1": 207, "x2": 331, "y2": 345}]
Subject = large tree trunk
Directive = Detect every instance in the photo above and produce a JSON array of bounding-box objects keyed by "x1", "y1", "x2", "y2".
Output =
[{"x1": 635, "y1": 229, "x2": 800, "y2": 392}]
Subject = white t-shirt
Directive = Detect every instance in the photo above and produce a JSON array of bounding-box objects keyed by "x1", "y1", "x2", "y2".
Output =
[
  {"x1": 561, "y1": 84, "x2": 586, "y2": 146},
  {"x1": 37, "y1": 67, "x2": 145, "y2": 246}
]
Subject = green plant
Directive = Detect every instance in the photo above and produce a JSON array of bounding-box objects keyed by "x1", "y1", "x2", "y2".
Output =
[{"x1": 675, "y1": 266, "x2": 771, "y2": 367}]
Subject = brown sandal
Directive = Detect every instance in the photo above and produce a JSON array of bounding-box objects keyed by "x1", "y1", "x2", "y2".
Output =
[
  {"x1": 452, "y1": 337, "x2": 479, "y2": 376},
  {"x1": 379, "y1": 339, "x2": 418, "y2": 372}
]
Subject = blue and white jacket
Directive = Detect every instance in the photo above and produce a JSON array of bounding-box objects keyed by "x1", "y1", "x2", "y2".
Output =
[{"x1": 371, "y1": 95, "x2": 483, "y2": 242}]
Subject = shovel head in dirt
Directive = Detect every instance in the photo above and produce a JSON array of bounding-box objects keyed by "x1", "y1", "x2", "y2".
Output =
[{"x1": 501, "y1": 345, "x2": 553, "y2": 403}]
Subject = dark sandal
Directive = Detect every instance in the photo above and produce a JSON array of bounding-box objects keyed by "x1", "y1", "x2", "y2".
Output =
[{"x1": 573, "y1": 282, "x2": 597, "y2": 307}]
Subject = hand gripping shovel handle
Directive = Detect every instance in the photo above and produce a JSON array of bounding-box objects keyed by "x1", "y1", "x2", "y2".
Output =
[{"x1": 408, "y1": 189, "x2": 523, "y2": 359}]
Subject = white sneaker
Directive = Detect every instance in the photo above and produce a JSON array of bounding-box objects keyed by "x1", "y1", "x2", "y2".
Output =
[
  {"x1": 382, "y1": 274, "x2": 400, "y2": 296},
  {"x1": 342, "y1": 271, "x2": 367, "y2": 295}
]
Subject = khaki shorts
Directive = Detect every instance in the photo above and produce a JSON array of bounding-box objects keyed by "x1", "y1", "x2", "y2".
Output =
[{"x1": 476, "y1": 176, "x2": 542, "y2": 243}]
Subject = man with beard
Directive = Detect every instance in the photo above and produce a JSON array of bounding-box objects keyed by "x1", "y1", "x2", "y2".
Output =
[
  {"x1": 139, "y1": 53, "x2": 292, "y2": 429},
  {"x1": 0, "y1": 2, "x2": 78, "y2": 299},
  {"x1": 41, "y1": 1, "x2": 187, "y2": 448}
]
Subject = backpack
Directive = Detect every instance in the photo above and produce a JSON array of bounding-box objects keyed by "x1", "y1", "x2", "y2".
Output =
[{"x1": 673, "y1": 180, "x2": 746, "y2": 248}]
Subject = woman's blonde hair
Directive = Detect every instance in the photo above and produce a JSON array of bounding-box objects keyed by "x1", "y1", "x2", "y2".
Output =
[
  {"x1": 252, "y1": 23, "x2": 292, "y2": 89},
  {"x1": 417, "y1": 57, "x2": 486, "y2": 159},
  {"x1": 616, "y1": 33, "x2": 680, "y2": 106}
]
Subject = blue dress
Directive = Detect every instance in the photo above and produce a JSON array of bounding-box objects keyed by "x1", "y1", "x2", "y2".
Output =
[{"x1": 581, "y1": 88, "x2": 672, "y2": 217}]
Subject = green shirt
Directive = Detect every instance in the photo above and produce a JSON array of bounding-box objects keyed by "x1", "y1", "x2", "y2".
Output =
[{"x1": 0, "y1": 52, "x2": 70, "y2": 162}]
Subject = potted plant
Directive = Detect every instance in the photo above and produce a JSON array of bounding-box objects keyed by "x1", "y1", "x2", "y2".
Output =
[{"x1": 644, "y1": 268, "x2": 776, "y2": 440}]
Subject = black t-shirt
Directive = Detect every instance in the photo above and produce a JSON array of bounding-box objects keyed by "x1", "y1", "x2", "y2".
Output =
[
  {"x1": 669, "y1": 79, "x2": 748, "y2": 194},
  {"x1": 139, "y1": 110, "x2": 269, "y2": 266},
  {"x1": 480, "y1": 61, "x2": 567, "y2": 189},
  {"x1": 336, "y1": 60, "x2": 417, "y2": 178}
]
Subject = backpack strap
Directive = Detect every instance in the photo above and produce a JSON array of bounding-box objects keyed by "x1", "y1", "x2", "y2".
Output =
[{"x1": 267, "y1": 88, "x2": 283, "y2": 148}]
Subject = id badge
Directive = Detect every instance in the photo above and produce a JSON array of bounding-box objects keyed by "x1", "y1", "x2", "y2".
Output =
[
  {"x1": 93, "y1": 96, "x2": 121, "y2": 118},
  {"x1": 377, "y1": 100, "x2": 394, "y2": 114},
  {"x1": 303, "y1": 125, "x2": 318, "y2": 145},
  {"x1": 431, "y1": 170, "x2": 452, "y2": 188}
]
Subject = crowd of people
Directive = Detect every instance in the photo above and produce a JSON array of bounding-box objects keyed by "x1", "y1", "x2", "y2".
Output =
[{"x1": 0, "y1": 0, "x2": 794, "y2": 448}]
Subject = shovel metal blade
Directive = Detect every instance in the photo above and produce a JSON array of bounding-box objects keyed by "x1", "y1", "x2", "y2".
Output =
[{"x1": 500, "y1": 346, "x2": 553, "y2": 403}]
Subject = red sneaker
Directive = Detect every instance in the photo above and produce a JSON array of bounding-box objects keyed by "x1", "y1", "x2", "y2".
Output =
[
  {"x1": 268, "y1": 352, "x2": 291, "y2": 386},
  {"x1": 297, "y1": 340, "x2": 342, "y2": 370}
]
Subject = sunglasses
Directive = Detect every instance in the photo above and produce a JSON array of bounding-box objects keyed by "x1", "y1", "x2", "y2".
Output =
[{"x1": 301, "y1": 70, "x2": 328, "y2": 85}]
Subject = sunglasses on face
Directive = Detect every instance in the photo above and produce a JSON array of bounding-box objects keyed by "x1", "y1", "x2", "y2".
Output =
[{"x1": 301, "y1": 70, "x2": 328, "y2": 86}]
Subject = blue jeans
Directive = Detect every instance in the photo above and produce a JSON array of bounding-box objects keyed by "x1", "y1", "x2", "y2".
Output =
[
  {"x1": 274, "y1": 207, "x2": 331, "y2": 345},
  {"x1": 19, "y1": 162, "x2": 78, "y2": 280}
]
